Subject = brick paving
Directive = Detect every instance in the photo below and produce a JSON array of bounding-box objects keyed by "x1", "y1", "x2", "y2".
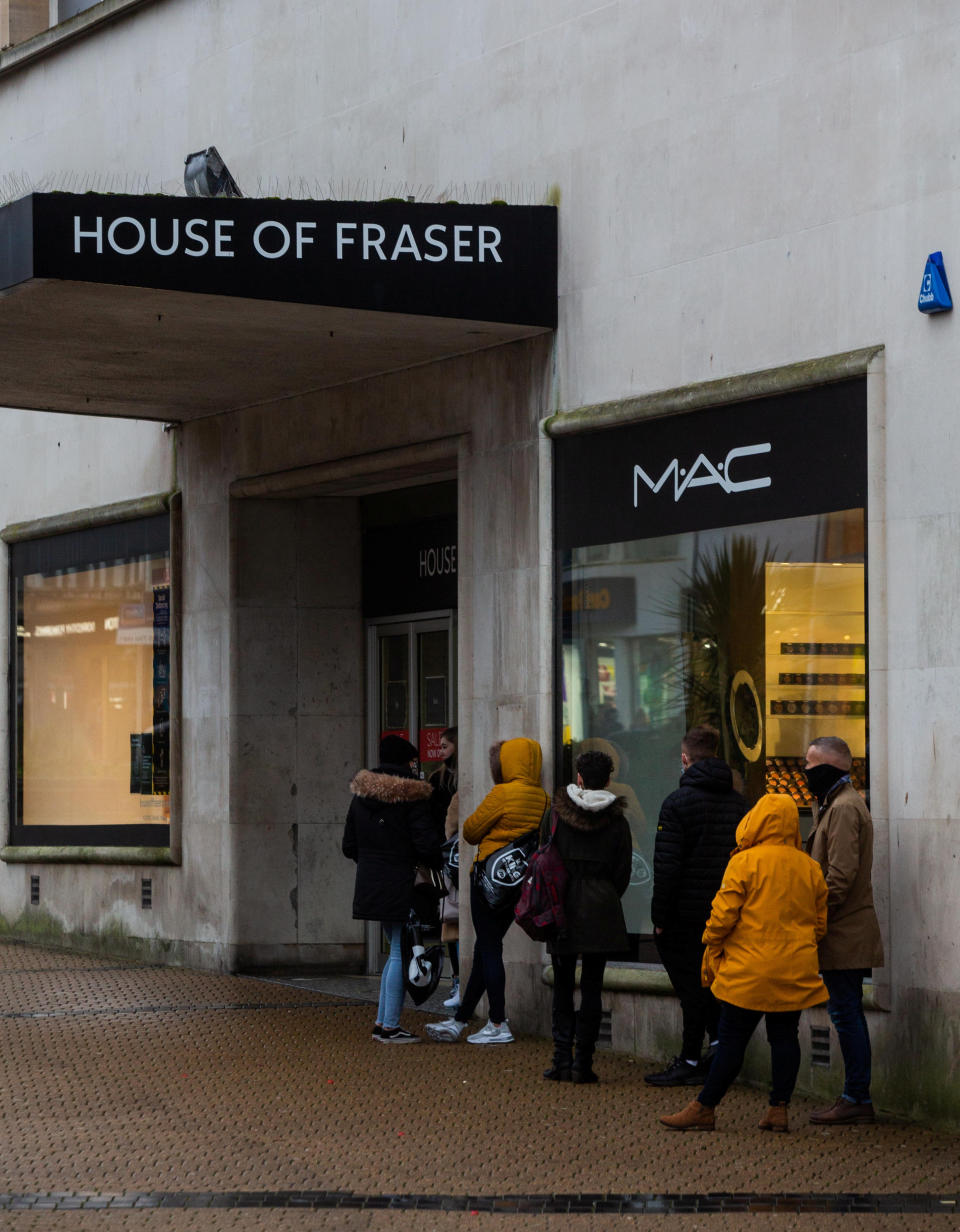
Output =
[{"x1": 0, "y1": 941, "x2": 956, "y2": 1229}]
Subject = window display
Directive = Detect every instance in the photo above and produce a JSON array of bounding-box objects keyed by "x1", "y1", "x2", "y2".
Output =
[
  {"x1": 554, "y1": 379, "x2": 868, "y2": 942},
  {"x1": 9, "y1": 515, "x2": 171, "y2": 845},
  {"x1": 560, "y1": 510, "x2": 866, "y2": 937}
]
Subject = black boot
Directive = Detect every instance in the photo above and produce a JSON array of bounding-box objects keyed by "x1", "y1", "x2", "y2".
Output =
[
  {"x1": 571, "y1": 1042, "x2": 598, "y2": 1084},
  {"x1": 543, "y1": 1006, "x2": 575, "y2": 1081}
]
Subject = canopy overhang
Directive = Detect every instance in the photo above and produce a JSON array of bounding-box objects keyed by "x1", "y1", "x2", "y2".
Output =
[{"x1": 0, "y1": 193, "x2": 558, "y2": 422}]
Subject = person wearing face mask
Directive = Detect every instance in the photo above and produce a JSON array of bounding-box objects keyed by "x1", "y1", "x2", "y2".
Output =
[{"x1": 803, "y1": 736, "x2": 884, "y2": 1124}]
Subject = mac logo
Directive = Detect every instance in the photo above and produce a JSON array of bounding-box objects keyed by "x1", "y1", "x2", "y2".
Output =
[{"x1": 633, "y1": 442, "x2": 772, "y2": 505}]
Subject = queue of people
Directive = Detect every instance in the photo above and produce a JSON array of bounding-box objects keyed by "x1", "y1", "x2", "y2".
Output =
[{"x1": 342, "y1": 723, "x2": 883, "y2": 1131}]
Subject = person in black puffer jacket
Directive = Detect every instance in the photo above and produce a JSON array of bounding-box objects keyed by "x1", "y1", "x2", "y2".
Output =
[
  {"x1": 544, "y1": 749, "x2": 632, "y2": 1085},
  {"x1": 342, "y1": 735, "x2": 439, "y2": 1044},
  {"x1": 645, "y1": 725, "x2": 747, "y2": 1087}
]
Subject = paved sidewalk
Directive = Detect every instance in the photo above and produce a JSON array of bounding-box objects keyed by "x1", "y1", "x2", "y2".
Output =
[{"x1": 0, "y1": 941, "x2": 956, "y2": 1230}]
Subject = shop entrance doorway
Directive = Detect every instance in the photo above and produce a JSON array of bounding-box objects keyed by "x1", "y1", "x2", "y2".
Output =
[{"x1": 364, "y1": 613, "x2": 457, "y2": 973}]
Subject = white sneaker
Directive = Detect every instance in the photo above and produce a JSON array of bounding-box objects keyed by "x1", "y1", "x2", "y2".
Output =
[
  {"x1": 467, "y1": 1019, "x2": 514, "y2": 1045},
  {"x1": 425, "y1": 1017, "x2": 466, "y2": 1042},
  {"x1": 443, "y1": 980, "x2": 461, "y2": 1009}
]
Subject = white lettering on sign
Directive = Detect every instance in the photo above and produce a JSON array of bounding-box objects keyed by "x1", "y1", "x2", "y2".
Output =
[
  {"x1": 363, "y1": 223, "x2": 386, "y2": 260},
  {"x1": 215, "y1": 219, "x2": 235, "y2": 257},
  {"x1": 419, "y1": 545, "x2": 457, "y2": 578},
  {"x1": 150, "y1": 218, "x2": 180, "y2": 256},
  {"x1": 74, "y1": 216, "x2": 103, "y2": 254},
  {"x1": 253, "y1": 220, "x2": 290, "y2": 258},
  {"x1": 108, "y1": 217, "x2": 146, "y2": 255},
  {"x1": 184, "y1": 218, "x2": 209, "y2": 257},
  {"x1": 633, "y1": 443, "x2": 772, "y2": 505},
  {"x1": 71, "y1": 217, "x2": 504, "y2": 264},
  {"x1": 295, "y1": 221, "x2": 315, "y2": 259}
]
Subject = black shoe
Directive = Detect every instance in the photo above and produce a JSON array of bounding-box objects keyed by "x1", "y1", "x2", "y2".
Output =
[
  {"x1": 543, "y1": 1063, "x2": 572, "y2": 1081},
  {"x1": 644, "y1": 1055, "x2": 703, "y2": 1086},
  {"x1": 377, "y1": 1026, "x2": 420, "y2": 1044},
  {"x1": 571, "y1": 1045, "x2": 598, "y2": 1084}
]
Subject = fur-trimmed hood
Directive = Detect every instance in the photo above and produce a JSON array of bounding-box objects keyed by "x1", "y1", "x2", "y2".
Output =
[
  {"x1": 350, "y1": 769, "x2": 433, "y2": 804},
  {"x1": 552, "y1": 785, "x2": 625, "y2": 831}
]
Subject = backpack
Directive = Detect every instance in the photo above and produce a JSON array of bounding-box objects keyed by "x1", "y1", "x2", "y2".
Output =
[{"x1": 514, "y1": 811, "x2": 568, "y2": 941}]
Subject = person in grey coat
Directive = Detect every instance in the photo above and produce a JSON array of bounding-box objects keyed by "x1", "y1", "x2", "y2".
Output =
[{"x1": 544, "y1": 749, "x2": 632, "y2": 1085}]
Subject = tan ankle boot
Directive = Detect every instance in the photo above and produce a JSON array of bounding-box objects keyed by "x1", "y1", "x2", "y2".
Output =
[
  {"x1": 659, "y1": 1099, "x2": 715, "y2": 1131},
  {"x1": 759, "y1": 1103, "x2": 789, "y2": 1132}
]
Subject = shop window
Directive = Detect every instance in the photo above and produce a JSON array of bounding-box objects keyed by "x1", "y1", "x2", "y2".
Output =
[
  {"x1": 555, "y1": 379, "x2": 868, "y2": 948},
  {"x1": 9, "y1": 514, "x2": 172, "y2": 847},
  {"x1": 2, "y1": 0, "x2": 129, "y2": 51}
]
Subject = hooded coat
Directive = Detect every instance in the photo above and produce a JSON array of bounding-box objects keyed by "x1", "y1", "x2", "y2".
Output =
[
  {"x1": 651, "y1": 757, "x2": 747, "y2": 931},
  {"x1": 462, "y1": 737, "x2": 548, "y2": 865},
  {"x1": 805, "y1": 781, "x2": 884, "y2": 971},
  {"x1": 342, "y1": 764, "x2": 438, "y2": 923},
  {"x1": 549, "y1": 784, "x2": 633, "y2": 955},
  {"x1": 701, "y1": 794, "x2": 829, "y2": 1013}
]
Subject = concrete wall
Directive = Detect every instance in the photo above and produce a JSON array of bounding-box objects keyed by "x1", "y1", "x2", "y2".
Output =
[
  {"x1": 176, "y1": 337, "x2": 552, "y2": 974},
  {"x1": 231, "y1": 497, "x2": 364, "y2": 970}
]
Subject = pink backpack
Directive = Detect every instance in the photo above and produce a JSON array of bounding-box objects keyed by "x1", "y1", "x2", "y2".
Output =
[{"x1": 514, "y1": 812, "x2": 568, "y2": 941}]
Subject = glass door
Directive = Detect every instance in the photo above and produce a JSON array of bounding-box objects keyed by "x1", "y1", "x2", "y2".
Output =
[{"x1": 364, "y1": 613, "x2": 456, "y2": 972}]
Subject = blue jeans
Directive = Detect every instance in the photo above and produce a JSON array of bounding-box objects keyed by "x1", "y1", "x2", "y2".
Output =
[
  {"x1": 376, "y1": 922, "x2": 405, "y2": 1029},
  {"x1": 698, "y1": 1001, "x2": 801, "y2": 1108},
  {"x1": 823, "y1": 968, "x2": 872, "y2": 1103}
]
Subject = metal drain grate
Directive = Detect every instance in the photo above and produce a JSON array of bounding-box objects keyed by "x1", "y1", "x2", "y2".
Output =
[
  {"x1": 141, "y1": 878, "x2": 152, "y2": 909},
  {"x1": 597, "y1": 1009, "x2": 613, "y2": 1048},
  {"x1": 29, "y1": 875, "x2": 39, "y2": 906},
  {"x1": 810, "y1": 1024, "x2": 831, "y2": 1067}
]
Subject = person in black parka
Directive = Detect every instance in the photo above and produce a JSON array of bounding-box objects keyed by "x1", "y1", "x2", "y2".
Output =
[
  {"x1": 646, "y1": 725, "x2": 747, "y2": 1086},
  {"x1": 342, "y1": 734, "x2": 439, "y2": 1044},
  {"x1": 545, "y1": 749, "x2": 632, "y2": 1085}
]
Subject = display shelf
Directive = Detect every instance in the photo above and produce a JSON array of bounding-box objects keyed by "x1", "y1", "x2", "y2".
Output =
[{"x1": 765, "y1": 757, "x2": 867, "y2": 807}]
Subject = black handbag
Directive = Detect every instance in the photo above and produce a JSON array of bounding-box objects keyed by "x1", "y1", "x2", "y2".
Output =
[
  {"x1": 471, "y1": 826, "x2": 540, "y2": 911},
  {"x1": 410, "y1": 865, "x2": 446, "y2": 929},
  {"x1": 440, "y1": 834, "x2": 459, "y2": 888}
]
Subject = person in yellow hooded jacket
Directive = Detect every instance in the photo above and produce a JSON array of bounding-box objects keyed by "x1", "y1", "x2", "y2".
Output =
[
  {"x1": 661, "y1": 794, "x2": 828, "y2": 1133},
  {"x1": 426, "y1": 737, "x2": 547, "y2": 1045}
]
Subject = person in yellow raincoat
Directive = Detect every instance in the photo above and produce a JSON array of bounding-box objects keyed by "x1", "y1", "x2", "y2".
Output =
[
  {"x1": 660, "y1": 794, "x2": 828, "y2": 1133},
  {"x1": 425, "y1": 737, "x2": 548, "y2": 1045}
]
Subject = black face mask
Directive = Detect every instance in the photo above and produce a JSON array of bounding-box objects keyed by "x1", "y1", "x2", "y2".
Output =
[{"x1": 804, "y1": 762, "x2": 846, "y2": 803}]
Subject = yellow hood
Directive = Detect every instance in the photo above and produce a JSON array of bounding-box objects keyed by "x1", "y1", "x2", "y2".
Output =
[
  {"x1": 499, "y1": 737, "x2": 543, "y2": 786},
  {"x1": 734, "y1": 793, "x2": 802, "y2": 852}
]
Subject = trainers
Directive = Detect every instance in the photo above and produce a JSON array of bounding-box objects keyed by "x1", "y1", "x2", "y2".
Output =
[
  {"x1": 467, "y1": 1019, "x2": 514, "y2": 1045},
  {"x1": 376, "y1": 1026, "x2": 419, "y2": 1044},
  {"x1": 443, "y1": 979, "x2": 461, "y2": 1009},
  {"x1": 371, "y1": 1024, "x2": 384, "y2": 1039},
  {"x1": 644, "y1": 1055, "x2": 703, "y2": 1086},
  {"x1": 425, "y1": 1018, "x2": 466, "y2": 1042}
]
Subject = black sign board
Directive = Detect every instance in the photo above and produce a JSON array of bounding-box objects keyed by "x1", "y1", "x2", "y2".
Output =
[
  {"x1": 0, "y1": 193, "x2": 557, "y2": 328},
  {"x1": 363, "y1": 516, "x2": 458, "y2": 618},
  {"x1": 554, "y1": 379, "x2": 866, "y2": 548}
]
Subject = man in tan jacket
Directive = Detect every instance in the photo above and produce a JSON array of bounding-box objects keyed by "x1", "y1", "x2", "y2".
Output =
[{"x1": 803, "y1": 736, "x2": 884, "y2": 1125}]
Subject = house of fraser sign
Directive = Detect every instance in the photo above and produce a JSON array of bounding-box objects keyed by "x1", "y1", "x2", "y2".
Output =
[{"x1": 1, "y1": 193, "x2": 558, "y2": 328}]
